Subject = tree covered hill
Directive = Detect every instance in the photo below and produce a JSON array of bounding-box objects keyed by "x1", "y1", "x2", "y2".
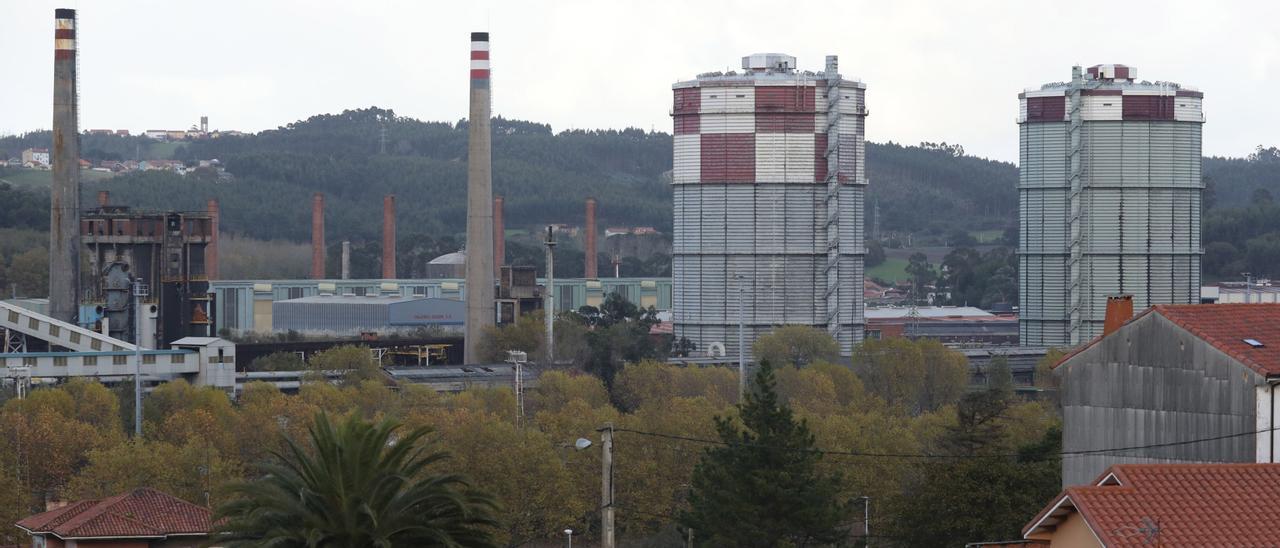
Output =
[{"x1": 2, "y1": 109, "x2": 1276, "y2": 253}]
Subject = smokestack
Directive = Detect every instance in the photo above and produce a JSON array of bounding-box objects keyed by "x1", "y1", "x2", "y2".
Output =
[
  {"x1": 311, "y1": 193, "x2": 325, "y2": 279},
  {"x1": 1103, "y1": 294, "x2": 1134, "y2": 337},
  {"x1": 494, "y1": 195, "x2": 505, "y2": 277},
  {"x1": 206, "y1": 199, "x2": 219, "y2": 280},
  {"x1": 585, "y1": 198, "x2": 598, "y2": 279},
  {"x1": 382, "y1": 195, "x2": 397, "y2": 279},
  {"x1": 49, "y1": 8, "x2": 80, "y2": 323},
  {"x1": 97, "y1": 190, "x2": 109, "y2": 208},
  {"x1": 464, "y1": 31, "x2": 496, "y2": 364},
  {"x1": 341, "y1": 241, "x2": 351, "y2": 280}
]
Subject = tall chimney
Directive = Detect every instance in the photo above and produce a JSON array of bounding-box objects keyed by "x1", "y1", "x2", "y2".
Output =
[
  {"x1": 1102, "y1": 294, "x2": 1134, "y2": 337},
  {"x1": 464, "y1": 32, "x2": 496, "y2": 364},
  {"x1": 49, "y1": 8, "x2": 80, "y2": 323},
  {"x1": 341, "y1": 241, "x2": 351, "y2": 280},
  {"x1": 311, "y1": 193, "x2": 325, "y2": 279},
  {"x1": 97, "y1": 190, "x2": 109, "y2": 208},
  {"x1": 493, "y1": 195, "x2": 505, "y2": 277},
  {"x1": 382, "y1": 194, "x2": 397, "y2": 279},
  {"x1": 585, "y1": 198, "x2": 598, "y2": 279},
  {"x1": 206, "y1": 199, "x2": 219, "y2": 280}
]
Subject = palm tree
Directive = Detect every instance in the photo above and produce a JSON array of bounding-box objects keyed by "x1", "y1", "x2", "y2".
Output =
[{"x1": 212, "y1": 412, "x2": 499, "y2": 547}]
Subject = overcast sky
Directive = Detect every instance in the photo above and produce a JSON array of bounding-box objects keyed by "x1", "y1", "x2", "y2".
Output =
[{"x1": 3, "y1": 0, "x2": 1276, "y2": 163}]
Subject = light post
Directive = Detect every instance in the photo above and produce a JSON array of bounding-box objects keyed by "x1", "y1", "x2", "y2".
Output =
[
  {"x1": 570, "y1": 426, "x2": 614, "y2": 548},
  {"x1": 544, "y1": 225, "x2": 556, "y2": 364},
  {"x1": 564, "y1": 528, "x2": 573, "y2": 548},
  {"x1": 860, "y1": 495, "x2": 871, "y2": 546}
]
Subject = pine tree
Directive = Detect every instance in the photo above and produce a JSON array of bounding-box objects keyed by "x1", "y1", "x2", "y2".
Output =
[{"x1": 680, "y1": 362, "x2": 849, "y2": 547}]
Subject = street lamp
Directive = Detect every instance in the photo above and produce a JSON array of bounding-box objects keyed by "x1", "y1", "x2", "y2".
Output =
[
  {"x1": 572, "y1": 426, "x2": 614, "y2": 548},
  {"x1": 564, "y1": 528, "x2": 573, "y2": 548}
]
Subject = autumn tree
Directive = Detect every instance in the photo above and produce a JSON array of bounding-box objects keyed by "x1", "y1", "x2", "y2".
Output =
[
  {"x1": 751, "y1": 325, "x2": 841, "y2": 368},
  {"x1": 852, "y1": 338, "x2": 968, "y2": 414},
  {"x1": 681, "y1": 362, "x2": 849, "y2": 546}
]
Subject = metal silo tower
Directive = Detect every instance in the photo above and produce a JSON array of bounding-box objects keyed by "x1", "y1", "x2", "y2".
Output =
[
  {"x1": 672, "y1": 53, "x2": 867, "y2": 357},
  {"x1": 1019, "y1": 64, "x2": 1204, "y2": 346}
]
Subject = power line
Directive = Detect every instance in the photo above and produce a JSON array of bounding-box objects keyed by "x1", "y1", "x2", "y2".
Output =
[{"x1": 612, "y1": 424, "x2": 1280, "y2": 461}]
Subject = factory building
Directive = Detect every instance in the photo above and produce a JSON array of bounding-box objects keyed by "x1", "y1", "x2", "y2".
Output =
[
  {"x1": 672, "y1": 53, "x2": 867, "y2": 357},
  {"x1": 1018, "y1": 64, "x2": 1204, "y2": 346},
  {"x1": 81, "y1": 206, "x2": 216, "y2": 348},
  {"x1": 210, "y1": 277, "x2": 672, "y2": 334},
  {"x1": 272, "y1": 295, "x2": 464, "y2": 334}
]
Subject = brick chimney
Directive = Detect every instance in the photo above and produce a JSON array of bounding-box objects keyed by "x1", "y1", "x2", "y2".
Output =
[
  {"x1": 1103, "y1": 294, "x2": 1134, "y2": 336},
  {"x1": 382, "y1": 195, "x2": 396, "y2": 279},
  {"x1": 585, "y1": 198, "x2": 598, "y2": 279},
  {"x1": 311, "y1": 193, "x2": 325, "y2": 279}
]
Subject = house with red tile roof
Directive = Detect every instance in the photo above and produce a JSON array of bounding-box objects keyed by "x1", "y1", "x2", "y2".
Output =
[
  {"x1": 14, "y1": 488, "x2": 211, "y2": 547},
  {"x1": 1055, "y1": 303, "x2": 1280, "y2": 486},
  {"x1": 1009, "y1": 463, "x2": 1280, "y2": 547}
]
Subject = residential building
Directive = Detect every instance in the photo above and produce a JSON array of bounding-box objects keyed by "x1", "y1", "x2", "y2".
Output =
[
  {"x1": 21, "y1": 148, "x2": 50, "y2": 167},
  {"x1": 1007, "y1": 463, "x2": 1280, "y2": 546},
  {"x1": 14, "y1": 487, "x2": 211, "y2": 547},
  {"x1": 1055, "y1": 301, "x2": 1280, "y2": 485}
]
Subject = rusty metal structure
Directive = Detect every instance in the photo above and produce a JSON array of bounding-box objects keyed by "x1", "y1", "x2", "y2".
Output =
[
  {"x1": 311, "y1": 193, "x2": 325, "y2": 279},
  {"x1": 585, "y1": 198, "x2": 598, "y2": 279},
  {"x1": 81, "y1": 207, "x2": 215, "y2": 347},
  {"x1": 383, "y1": 194, "x2": 397, "y2": 279},
  {"x1": 49, "y1": 8, "x2": 81, "y2": 324}
]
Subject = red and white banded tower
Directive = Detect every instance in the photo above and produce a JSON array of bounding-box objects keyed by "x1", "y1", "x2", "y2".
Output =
[
  {"x1": 49, "y1": 8, "x2": 81, "y2": 323},
  {"x1": 464, "y1": 32, "x2": 495, "y2": 363},
  {"x1": 672, "y1": 54, "x2": 867, "y2": 356}
]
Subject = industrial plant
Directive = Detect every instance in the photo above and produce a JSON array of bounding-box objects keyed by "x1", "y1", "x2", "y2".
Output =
[
  {"x1": 671, "y1": 53, "x2": 868, "y2": 357},
  {"x1": 1018, "y1": 64, "x2": 1204, "y2": 346}
]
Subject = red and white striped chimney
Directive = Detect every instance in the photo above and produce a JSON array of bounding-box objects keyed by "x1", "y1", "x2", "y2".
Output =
[
  {"x1": 382, "y1": 194, "x2": 396, "y2": 279},
  {"x1": 311, "y1": 193, "x2": 325, "y2": 279},
  {"x1": 585, "y1": 197, "x2": 598, "y2": 279},
  {"x1": 206, "y1": 199, "x2": 219, "y2": 280},
  {"x1": 494, "y1": 195, "x2": 505, "y2": 277}
]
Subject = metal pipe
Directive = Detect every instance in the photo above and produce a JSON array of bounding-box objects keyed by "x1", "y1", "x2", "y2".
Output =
[
  {"x1": 206, "y1": 199, "x2": 219, "y2": 280},
  {"x1": 341, "y1": 241, "x2": 351, "y2": 280},
  {"x1": 494, "y1": 196, "x2": 505, "y2": 277},
  {"x1": 737, "y1": 273, "x2": 746, "y2": 402},
  {"x1": 133, "y1": 278, "x2": 145, "y2": 437},
  {"x1": 544, "y1": 226, "x2": 556, "y2": 364},
  {"x1": 464, "y1": 32, "x2": 496, "y2": 364}
]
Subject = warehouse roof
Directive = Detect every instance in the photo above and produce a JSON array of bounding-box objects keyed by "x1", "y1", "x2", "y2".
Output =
[
  {"x1": 1023, "y1": 463, "x2": 1280, "y2": 545},
  {"x1": 865, "y1": 306, "x2": 994, "y2": 319},
  {"x1": 279, "y1": 295, "x2": 428, "y2": 305},
  {"x1": 428, "y1": 251, "x2": 466, "y2": 265}
]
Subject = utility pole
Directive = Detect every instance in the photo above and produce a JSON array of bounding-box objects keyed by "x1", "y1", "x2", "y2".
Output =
[
  {"x1": 132, "y1": 277, "x2": 148, "y2": 437},
  {"x1": 544, "y1": 226, "x2": 557, "y2": 364},
  {"x1": 600, "y1": 423, "x2": 615, "y2": 548},
  {"x1": 861, "y1": 496, "x2": 871, "y2": 547},
  {"x1": 736, "y1": 273, "x2": 746, "y2": 402}
]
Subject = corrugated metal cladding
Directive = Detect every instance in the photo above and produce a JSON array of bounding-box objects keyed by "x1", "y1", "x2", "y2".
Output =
[
  {"x1": 672, "y1": 58, "x2": 867, "y2": 357},
  {"x1": 1018, "y1": 65, "x2": 1203, "y2": 346}
]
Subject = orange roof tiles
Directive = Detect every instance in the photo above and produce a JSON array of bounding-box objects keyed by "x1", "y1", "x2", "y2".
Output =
[
  {"x1": 1025, "y1": 463, "x2": 1280, "y2": 546},
  {"x1": 15, "y1": 488, "x2": 210, "y2": 540},
  {"x1": 1053, "y1": 304, "x2": 1280, "y2": 377}
]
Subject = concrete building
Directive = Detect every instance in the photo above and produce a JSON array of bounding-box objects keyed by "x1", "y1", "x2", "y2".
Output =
[
  {"x1": 1055, "y1": 302, "x2": 1280, "y2": 486},
  {"x1": 20, "y1": 147, "x2": 50, "y2": 167},
  {"x1": 865, "y1": 306, "x2": 1018, "y2": 346},
  {"x1": 1019, "y1": 64, "x2": 1204, "y2": 346},
  {"x1": 672, "y1": 53, "x2": 867, "y2": 357}
]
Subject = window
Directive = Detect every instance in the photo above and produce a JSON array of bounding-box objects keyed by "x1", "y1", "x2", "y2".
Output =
[
  {"x1": 84, "y1": 355, "x2": 97, "y2": 366},
  {"x1": 113, "y1": 355, "x2": 127, "y2": 365},
  {"x1": 91, "y1": 339, "x2": 102, "y2": 350},
  {"x1": 70, "y1": 332, "x2": 81, "y2": 344},
  {"x1": 28, "y1": 318, "x2": 39, "y2": 330},
  {"x1": 143, "y1": 354, "x2": 156, "y2": 365},
  {"x1": 53, "y1": 356, "x2": 67, "y2": 366},
  {"x1": 288, "y1": 287, "x2": 304, "y2": 299},
  {"x1": 23, "y1": 357, "x2": 36, "y2": 366},
  {"x1": 171, "y1": 353, "x2": 185, "y2": 364},
  {"x1": 559, "y1": 290, "x2": 575, "y2": 313},
  {"x1": 49, "y1": 325, "x2": 60, "y2": 337},
  {"x1": 354, "y1": 287, "x2": 368, "y2": 296},
  {"x1": 223, "y1": 289, "x2": 239, "y2": 330},
  {"x1": 413, "y1": 286, "x2": 427, "y2": 297}
]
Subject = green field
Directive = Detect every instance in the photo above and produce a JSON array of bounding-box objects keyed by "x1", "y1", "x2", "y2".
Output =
[
  {"x1": 146, "y1": 141, "x2": 182, "y2": 159},
  {"x1": 867, "y1": 257, "x2": 910, "y2": 283},
  {"x1": 0, "y1": 169, "x2": 115, "y2": 189},
  {"x1": 968, "y1": 229, "x2": 1004, "y2": 244}
]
